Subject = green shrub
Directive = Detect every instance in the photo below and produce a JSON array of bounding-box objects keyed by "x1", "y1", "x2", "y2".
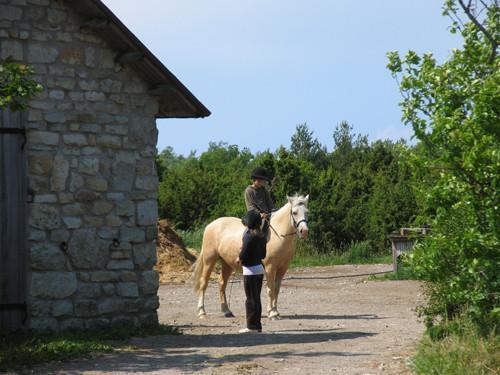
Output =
[
  {"x1": 411, "y1": 205, "x2": 499, "y2": 332},
  {"x1": 0, "y1": 58, "x2": 42, "y2": 111},
  {"x1": 341, "y1": 241, "x2": 371, "y2": 262},
  {"x1": 388, "y1": 0, "x2": 499, "y2": 333}
]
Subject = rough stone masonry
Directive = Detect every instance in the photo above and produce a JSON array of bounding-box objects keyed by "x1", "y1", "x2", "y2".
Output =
[{"x1": 0, "y1": 0, "x2": 163, "y2": 330}]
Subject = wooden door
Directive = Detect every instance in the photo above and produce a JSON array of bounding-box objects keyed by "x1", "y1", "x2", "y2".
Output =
[{"x1": 0, "y1": 109, "x2": 27, "y2": 331}]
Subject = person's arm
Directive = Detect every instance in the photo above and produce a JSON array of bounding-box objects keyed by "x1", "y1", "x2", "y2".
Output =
[
  {"x1": 244, "y1": 188, "x2": 260, "y2": 212},
  {"x1": 239, "y1": 233, "x2": 251, "y2": 264}
]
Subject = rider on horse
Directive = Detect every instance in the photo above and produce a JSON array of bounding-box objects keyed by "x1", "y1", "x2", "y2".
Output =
[{"x1": 244, "y1": 167, "x2": 274, "y2": 241}]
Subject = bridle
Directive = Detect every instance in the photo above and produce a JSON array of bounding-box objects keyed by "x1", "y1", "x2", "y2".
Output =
[
  {"x1": 255, "y1": 202, "x2": 308, "y2": 239},
  {"x1": 279, "y1": 206, "x2": 308, "y2": 238}
]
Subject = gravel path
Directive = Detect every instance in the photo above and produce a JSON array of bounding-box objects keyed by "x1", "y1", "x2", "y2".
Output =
[{"x1": 32, "y1": 264, "x2": 424, "y2": 375}]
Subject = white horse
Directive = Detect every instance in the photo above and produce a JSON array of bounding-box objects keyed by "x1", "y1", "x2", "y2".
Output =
[{"x1": 193, "y1": 194, "x2": 309, "y2": 319}]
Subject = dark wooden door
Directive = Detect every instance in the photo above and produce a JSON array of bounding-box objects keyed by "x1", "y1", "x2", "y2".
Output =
[{"x1": 0, "y1": 109, "x2": 27, "y2": 331}]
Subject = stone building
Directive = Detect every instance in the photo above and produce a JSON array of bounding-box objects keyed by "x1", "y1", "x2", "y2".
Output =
[{"x1": 0, "y1": 0, "x2": 209, "y2": 331}]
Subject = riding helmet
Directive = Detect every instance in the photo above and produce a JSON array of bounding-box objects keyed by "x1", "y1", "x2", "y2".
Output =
[
  {"x1": 250, "y1": 167, "x2": 270, "y2": 181},
  {"x1": 242, "y1": 209, "x2": 262, "y2": 229}
]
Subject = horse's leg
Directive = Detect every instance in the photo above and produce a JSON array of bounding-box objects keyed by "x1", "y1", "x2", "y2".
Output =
[
  {"x1": 197, "y1": 257, "x2": 216, "y2": 318},
  {"x1": 272, "y1": 267, "x2": 288, "y2": 319},
  {"x1": 219, "y1": 260, "x2": 235, "y2": 317},
  {"x1": 265, "y1": 265, "x2": 279, "y2": 319}
]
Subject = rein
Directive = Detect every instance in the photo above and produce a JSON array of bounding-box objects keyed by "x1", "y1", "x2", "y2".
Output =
[
  {"x1": 277, "y1": 211, "x2": 307, "y2": 238},
  {"x1": 254, "y1": 203, "x2": 307, "y2": 239}
]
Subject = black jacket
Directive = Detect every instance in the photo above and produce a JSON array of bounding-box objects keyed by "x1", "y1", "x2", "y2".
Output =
[{"x1": 239, "y1": 230, "x2": 267, "y2": 267}]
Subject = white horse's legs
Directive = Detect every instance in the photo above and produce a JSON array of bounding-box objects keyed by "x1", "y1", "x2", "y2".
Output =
[
  {"x1": 197, "y1": 260, "x2": 216, "y2": 318},
  {"x1": 267, "y1": 268, "x2": 286, "y2": 320},
  {"x1": 274, "y1": 268, "x2": 287, "y2": 315},
  {"x1": 266, "y1": 267, "x2": 280, "y2": 319},
  {"x1": 219, "y1": 261, "x2": 235, "y2": 317},
  {"x1": 197, "y1": 293, "x2": 206, "y2": 317},
  {"x1": 273, "y1": 279, "x2": 282, "y2": 314},
  {"x1": 266, "y1": 281, "x2": 274, "y2": 316},
  {"x1": 266, "y1": 269, "x2": 273, "y2": 314}
]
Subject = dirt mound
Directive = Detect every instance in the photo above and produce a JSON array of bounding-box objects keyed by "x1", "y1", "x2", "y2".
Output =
[{"x1": 155, "y1": 220, "x2": 198, "y2": 283}]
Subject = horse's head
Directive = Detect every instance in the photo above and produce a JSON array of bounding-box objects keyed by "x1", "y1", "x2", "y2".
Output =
[{"x1": 287, "y1": 194, "x2": 309, "y2": 239}]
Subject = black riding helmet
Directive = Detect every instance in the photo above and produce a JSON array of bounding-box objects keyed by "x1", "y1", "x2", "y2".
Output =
[
  {"x1": 251, "y1": 167, "x2": 270, "y2": 181},
  {"x1": 242, "y1": 209, "x2": 262, "y2": 229}
]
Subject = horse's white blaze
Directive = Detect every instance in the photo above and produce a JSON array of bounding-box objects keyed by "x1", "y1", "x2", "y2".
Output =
[{"x1": 192, "y1": 194, "x2": 309, "y2": 319}]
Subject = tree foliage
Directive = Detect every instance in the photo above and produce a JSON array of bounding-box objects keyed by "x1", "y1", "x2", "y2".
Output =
[
  {"x1": 387, "y1": 0, "x2": 499, "y2": 330},
  {"x1": 0, "y1": 58, "x2": 42, "y2": 111},
  {"x1": 157, "y1": 123, "x2": 417, "y2": 255}
]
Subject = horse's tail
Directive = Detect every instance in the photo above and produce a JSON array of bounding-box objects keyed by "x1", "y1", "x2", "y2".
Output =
[{"x1": 192, "y1": 246, "x2": 204, "y2": 293}]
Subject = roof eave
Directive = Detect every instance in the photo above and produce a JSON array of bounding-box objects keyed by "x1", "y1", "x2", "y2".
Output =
[{"x1": 68, "y1": 0, "x2": 210, "y2": 119}]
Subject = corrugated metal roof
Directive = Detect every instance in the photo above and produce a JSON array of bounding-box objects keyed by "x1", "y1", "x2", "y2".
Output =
[{"x1": 68, "y1": 0, "x2": 210, "y2": 119}]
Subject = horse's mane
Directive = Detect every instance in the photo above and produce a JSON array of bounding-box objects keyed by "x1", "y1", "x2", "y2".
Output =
[{"x1": 288, "y1": 194, "x2": 309, "y2": 209}]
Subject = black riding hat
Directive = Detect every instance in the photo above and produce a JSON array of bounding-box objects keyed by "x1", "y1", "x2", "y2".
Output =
[
  {"x1": 242, "y1": 209, "x2": 262, "y2": 229},
  {"x1": 251, "y1": 167, "x2": 270, "y2": 181}
]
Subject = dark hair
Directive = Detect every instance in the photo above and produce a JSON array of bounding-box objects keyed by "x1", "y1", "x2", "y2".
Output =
[{"x1": 242, "y1": 209, "x2": 262, "y2": 229}]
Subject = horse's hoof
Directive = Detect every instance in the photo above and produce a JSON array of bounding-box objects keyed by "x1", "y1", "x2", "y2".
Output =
[
  {"x1": 198, "y1": 313, "x2": 207, "y2": 319},
  {"x1": 269, "y1": 315, "x2": 281, "y2": 321},
  {"x1": 224, "y1": 311, "x2": 235, "y2": 318}
]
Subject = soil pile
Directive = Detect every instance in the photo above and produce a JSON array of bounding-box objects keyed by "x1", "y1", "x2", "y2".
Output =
[{"x1": 155, "y1": 220, "x2": 198, "y2": 283}]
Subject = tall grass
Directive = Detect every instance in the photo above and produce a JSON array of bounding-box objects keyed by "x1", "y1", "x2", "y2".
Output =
[
  {"x1": 177, "y1": 227, "x2": 204, "y2": 251},
  {"x1": 291, "y1": 240, "x2": 391, "y2": 267},
  {"x1": 368, "y1": 263, "x2": 417, "y2": 281},
  {"x1": 411, "y1": 323, "x2": 499, "y2": 374}
]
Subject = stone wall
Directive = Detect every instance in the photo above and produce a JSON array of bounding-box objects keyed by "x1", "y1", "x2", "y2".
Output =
[{"x1": 0, "y1": 0, "x2": 161, "y2": 330}]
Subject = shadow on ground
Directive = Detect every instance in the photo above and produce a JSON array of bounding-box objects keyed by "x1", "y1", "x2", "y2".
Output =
[{"x1": 38, "y1": 330, "x2": 376, "y2": 374}]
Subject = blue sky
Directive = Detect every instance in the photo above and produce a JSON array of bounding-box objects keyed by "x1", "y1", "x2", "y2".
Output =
[{"x1": 102, "y1": 0, "x2": 460, "y2": 156}]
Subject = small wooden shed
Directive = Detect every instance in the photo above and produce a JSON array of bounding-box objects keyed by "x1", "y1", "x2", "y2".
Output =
[
  {"x1": 389, "y1": 227, "x2": 430, "y2": 272},
  {"x1": 0, "y1": 0, "x2": 209, "y2": 331}
]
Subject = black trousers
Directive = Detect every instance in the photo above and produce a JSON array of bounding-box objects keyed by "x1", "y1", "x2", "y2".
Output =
[{"x1": 243, "y1": 274, "x2": 264, "y2": 330}]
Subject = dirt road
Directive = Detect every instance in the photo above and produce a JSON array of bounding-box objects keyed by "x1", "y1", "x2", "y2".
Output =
[{"x1": 35, "y1": 264, "x2": 424, "y2": 374}]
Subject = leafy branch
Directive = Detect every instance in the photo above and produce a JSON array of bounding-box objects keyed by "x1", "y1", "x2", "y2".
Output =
[
  {"x1": 0, "y1": 58, "x2": 43, "y2": 111},
  {"x1": 446, "y1": 0, "x2": 499, "y2": 63}
]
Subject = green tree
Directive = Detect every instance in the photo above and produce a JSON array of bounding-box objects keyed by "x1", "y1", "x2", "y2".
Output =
[
  {"x1": 157, "y1": 123, "x2": 419, "y2": 260},
  {"x1": 157, "y1": 143, "x2": 254, "y2": 228},
  {"x1": 366, "y1": 141, "x2": 417, "y2": 252},
  {"x1": 290, "y1": 123, "x2": 327, "y2": 167},
  {"x1": 387, "y1": 0, "x2": 499, "y2": 330},
  {"x1": 311, "y1": 122, "x2": 374, "y2": 251}
]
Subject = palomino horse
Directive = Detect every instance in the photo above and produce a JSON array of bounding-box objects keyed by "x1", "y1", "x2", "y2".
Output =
[{"x1": 193, "y1": 194, "x2": 309, "y2": 319}]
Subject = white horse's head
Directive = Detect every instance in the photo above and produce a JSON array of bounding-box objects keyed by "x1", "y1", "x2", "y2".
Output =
[{"x1": 287, "y1": 194, "x2": 309, "y2": 239}]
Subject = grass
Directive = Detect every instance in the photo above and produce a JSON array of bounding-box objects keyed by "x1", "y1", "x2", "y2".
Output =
[
  {"x1": 367, "y1": 265, "x2": 417, "y2": 281},
  {"x1": 0, "y1": 323, "x2": 180, "y2": 372},
  {"x1": 177, "y1": 227, "x2": 204, "y2": 249},
  {"x1": 410, "y1": 326, "x2": 499, "y2": 374},
  {"x1": 290, "y1": 240, "x2": 392, "y2": 268}
]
